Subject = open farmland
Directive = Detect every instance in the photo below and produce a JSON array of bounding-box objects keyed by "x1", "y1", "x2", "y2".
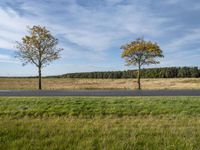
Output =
[
  {"x1": 0, "y1": 78, "x2": 200, "y2": 90},
  {"x1": 1, "y1": 96, "x2": 200, "y2": 149}
]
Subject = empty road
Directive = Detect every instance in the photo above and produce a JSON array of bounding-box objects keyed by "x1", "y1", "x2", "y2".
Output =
[{"x1": 0, "y1": 90, "x2": 200, "y2": 96}]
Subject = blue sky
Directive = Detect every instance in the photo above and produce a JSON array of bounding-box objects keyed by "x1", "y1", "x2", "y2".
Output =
[{"x1": 0, "y1": 0, "x2": 200, "y2": 76}]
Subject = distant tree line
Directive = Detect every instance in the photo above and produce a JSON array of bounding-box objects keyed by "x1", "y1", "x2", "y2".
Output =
[{"x1": 60, "y1": 67, "x2": 200, "y2": 79}]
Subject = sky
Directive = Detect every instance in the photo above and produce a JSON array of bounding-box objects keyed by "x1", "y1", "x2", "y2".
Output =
[{"x1": 0, "y1": 0, "x2": 200, "y2": 76}]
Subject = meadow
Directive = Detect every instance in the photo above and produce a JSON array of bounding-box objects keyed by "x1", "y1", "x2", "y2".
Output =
[
  {"x1": 1, "y1": 77, "x2": 200, "y2": 90},
  {"x1": 1, "y1": 96, "x2": 200, "y2": 149}
]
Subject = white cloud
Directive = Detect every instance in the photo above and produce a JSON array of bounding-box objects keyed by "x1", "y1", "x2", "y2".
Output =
[
  {"x1": 0, "y1": 8, "x2": 42, "y2": 50},
  {"x1": 0, "y1": 0, "x2": 168, "y2": 52},
  {"x1": 0, "y1": 54, "x2": 18, "y2": 63},
  {"x1": 1, "y1": 0, "x2": 199, "y2": 75},
  {"x1": 166, "y1": 29, "x2": 200, "y2": 52}
]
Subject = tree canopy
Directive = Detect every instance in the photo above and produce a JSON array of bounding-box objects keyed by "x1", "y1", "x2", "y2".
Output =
[
  {"x1": 121, "y1": 38, "x2": 164, "y2": 66},
  {"x1": 16, "y1": 25, "x2": 63, "y2": 67}
]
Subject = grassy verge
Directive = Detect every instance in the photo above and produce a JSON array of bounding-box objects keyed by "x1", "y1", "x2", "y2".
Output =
[
  {"x1": 1, "y1": 97, "x2": 200, "y2": 149},
  {"x1": 1, "y1": 96, "x2": 200, "y2": 117}
]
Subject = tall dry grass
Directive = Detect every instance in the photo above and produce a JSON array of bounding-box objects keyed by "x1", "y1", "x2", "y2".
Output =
[{"x1": 0, "y1": 78, "x2": 200, "y2": 90}]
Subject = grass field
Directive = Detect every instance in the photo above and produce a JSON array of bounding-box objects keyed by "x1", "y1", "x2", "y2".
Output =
[
  {"x1": 1, "y1": 77, "x2": 200, "y2": 90},
  {"x1": 1, "y1": 96, "x2": 200, "y2": 149}
]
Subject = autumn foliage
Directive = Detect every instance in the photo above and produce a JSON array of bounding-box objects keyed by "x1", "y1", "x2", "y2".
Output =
[{"x1": 121, "y1": 38, "x2": 164, "y2": 89}]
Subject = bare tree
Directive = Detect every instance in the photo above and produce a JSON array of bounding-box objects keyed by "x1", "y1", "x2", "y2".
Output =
[{"x1": 15, "y1": 25, "x2": 63, "y2": 90}]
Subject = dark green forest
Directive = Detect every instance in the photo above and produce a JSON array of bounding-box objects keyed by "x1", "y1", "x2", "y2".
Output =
[{"x1": 59, "y1": 67, "x2": 200, "y2": 79}]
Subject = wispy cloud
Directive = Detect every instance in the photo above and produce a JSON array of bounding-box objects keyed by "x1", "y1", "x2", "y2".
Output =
[
  {"x1": 167, "y1": 29, "x2": 200, "y2": 49},
  {"x1": 0, "y1": 54, "x2": 18, "y2": 63},
  {"x1": 0, "y1": 0, "x2": 200, "y2": 75},
  {"x1": 0, "y1": 0, "x2": 168, "y2": 50}
]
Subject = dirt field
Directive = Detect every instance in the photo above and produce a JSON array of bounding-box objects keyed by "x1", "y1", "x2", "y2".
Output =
[{"x1": 0, "y1": 78, "x2": 200, "y2": 90}]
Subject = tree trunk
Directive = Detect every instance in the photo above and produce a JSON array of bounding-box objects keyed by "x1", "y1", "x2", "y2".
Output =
[
  {"x1": 137, "y1": 65, "x2": 141, "y2": 90},
  {"x1": 38, "y1": 67, "x2": 42, "y2": 90}
]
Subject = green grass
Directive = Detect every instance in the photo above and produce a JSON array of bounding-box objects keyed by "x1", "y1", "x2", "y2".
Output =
[
  {"x1": 1, "y1": 96, "x2": 200, "y2": 149},
  {"x1": 1, "y1": 96, "x2": 200, "y2": 117}
]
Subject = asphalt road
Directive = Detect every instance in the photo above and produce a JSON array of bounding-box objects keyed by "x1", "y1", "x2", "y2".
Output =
[{"x1": 0, "y1": 90, "x2": 200, "y2": 96}]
